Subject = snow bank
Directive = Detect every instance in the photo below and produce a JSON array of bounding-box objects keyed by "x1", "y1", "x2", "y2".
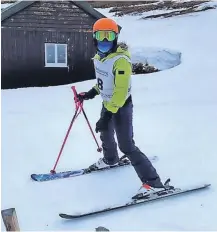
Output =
[
  {"x1": 196, "y1": 1, "x2": 217, "y2": 10},
  {"x1": 129, "y1": 46, "x2": 181, "y2": 70}
]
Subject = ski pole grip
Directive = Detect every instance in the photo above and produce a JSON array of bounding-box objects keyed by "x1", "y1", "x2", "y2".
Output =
[{"x1": 71, "y1": 86, "x2": 78, "y2": 102}]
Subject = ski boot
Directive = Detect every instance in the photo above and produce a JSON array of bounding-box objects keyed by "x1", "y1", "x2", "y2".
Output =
[
  {"x1": 132, "y1": 178, "x2": 174, "y2": 200},
  {"x1": 119, "y1": 155, "x2": 131, "y2": 166},
  {"x1": 87, "y1": 157, "x2": 119, "y2": 172}
]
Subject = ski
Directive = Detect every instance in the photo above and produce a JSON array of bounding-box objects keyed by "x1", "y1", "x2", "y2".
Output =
[
  {"x1": 31, "y1": 155, "x2": 158, "y2": 182},
  {"x1": 59, "y1": 182, "x2": 211, "y2": 219}
]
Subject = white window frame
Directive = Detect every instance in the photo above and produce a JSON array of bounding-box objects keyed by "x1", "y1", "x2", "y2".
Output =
[{"x1": 45, "y1": 43, "x2": 67, "y2": 68}]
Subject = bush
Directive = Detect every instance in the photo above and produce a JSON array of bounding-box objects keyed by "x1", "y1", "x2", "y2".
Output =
[{"x1": 132, "y1": 62, "x2": 159, "y2": 74}]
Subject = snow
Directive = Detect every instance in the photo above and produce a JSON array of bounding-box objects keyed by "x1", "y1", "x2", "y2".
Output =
[
  {"x1": 95, "y1": 1, "x2": 217, "y2": 19},
  {"x1": 1, "y1": 5, "x2": 217, "y2": 231},
  {"x1": 1, "y1": 3, "x2": 13, "y2": 10},
  {"x1": 196, "y1": 1, "x2": 217, "y2": 10},
  {"x1": 130, "y1": 47, "x2": 181, "y2": 70}
]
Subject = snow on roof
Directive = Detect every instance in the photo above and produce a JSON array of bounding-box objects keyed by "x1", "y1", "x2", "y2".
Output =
[{"x1": 1, "y1": 3, "x2": 13, "y2": 10}]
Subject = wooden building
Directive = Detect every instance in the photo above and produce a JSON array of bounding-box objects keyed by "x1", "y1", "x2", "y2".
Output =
[{"x1": 1, "y1": 1, "x2": 109, "y2": 89}]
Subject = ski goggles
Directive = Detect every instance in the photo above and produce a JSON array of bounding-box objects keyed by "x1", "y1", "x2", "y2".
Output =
[{"x1": 93, "y1": 31, "x2": 117, "y2": 42}]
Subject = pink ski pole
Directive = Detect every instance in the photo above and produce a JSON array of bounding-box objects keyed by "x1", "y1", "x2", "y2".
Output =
[
  {"x1": 50, "y1": 90, "x2": 83, "y2": 174},
  {"x1": 71, "y1": 86, "x2": 102, "y2": 153}
]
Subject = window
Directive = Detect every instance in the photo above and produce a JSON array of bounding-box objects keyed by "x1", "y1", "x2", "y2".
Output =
[{"x1": 45, "y1": 43, "x2": 67, "y2": 67}]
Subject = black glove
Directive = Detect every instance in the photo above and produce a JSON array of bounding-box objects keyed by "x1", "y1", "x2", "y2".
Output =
[
  {"x1": 77, "y1": 88, "x2": 98, "y2": 102},
  {"x1": 95, "y1": 109, "x2": 113, "y2": 133}
]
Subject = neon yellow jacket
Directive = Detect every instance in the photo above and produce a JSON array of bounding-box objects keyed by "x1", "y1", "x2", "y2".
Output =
[{"x1": 93, "y1": 43, "x2": 132, "y2": 113}]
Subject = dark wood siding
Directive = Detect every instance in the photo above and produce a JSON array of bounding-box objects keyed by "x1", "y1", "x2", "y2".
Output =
[
  {"x1": 2, "y1": 1, "x2": 96, "y2": 31},
  {"x1": 1, "y1": 1, "x2": 97, "y2": 89}
]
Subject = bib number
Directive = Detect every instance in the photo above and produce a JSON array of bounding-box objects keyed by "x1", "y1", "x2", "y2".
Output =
[{"x1": 97, "y1": 78, "x2": 103, "y2": 90}]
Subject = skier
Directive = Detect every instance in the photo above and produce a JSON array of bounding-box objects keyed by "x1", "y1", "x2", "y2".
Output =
[{"x1": 77, "y1": 18, "x2": 166, "y2": 199}]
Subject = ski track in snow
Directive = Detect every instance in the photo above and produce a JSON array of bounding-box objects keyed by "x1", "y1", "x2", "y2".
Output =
[{"x1": 1, "y1": 6, "x2": 217, "y2": 231}]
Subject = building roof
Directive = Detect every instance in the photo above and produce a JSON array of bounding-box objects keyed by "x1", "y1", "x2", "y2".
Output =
[{"x1": 1, "y1": 0, "x2": 106, "y2": 22}]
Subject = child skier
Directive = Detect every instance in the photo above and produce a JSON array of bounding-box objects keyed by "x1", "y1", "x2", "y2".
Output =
[{"x1": 77, "y1": 18, "x2": 166, "y2": 199}]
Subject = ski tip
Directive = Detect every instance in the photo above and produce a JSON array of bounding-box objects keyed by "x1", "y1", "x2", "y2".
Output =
[
  {"x1": 59, "y1": 213, "x2": 67, "y2": 218},
  {"x1": 30, "y1": 174, "x2": 46, "y2": 182},
  {"x1": 198, "y1": 183, "x2": 211, "y2": 188},
  {"x1": 59, "y1": 213, "x2": 77, "y2": 219},
  {"x1": 204, "y1": 183, "x2": 211, "y2": 188},
  {"x1": 30, "y1": 174, "x2": 39, "y2": 181}
]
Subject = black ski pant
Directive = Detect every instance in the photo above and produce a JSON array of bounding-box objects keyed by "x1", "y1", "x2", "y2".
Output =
[{"x1": 100, "y1": 98, "x2": 162, "y2": 185}]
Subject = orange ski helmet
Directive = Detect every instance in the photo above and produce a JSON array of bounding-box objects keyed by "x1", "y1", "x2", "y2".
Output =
[
  {"x1": 92, "y1": 18, "x2": 119, "y2": 50},
  {"x1": 93, "y1": 18, "x2": 119, "y2": 34}
]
